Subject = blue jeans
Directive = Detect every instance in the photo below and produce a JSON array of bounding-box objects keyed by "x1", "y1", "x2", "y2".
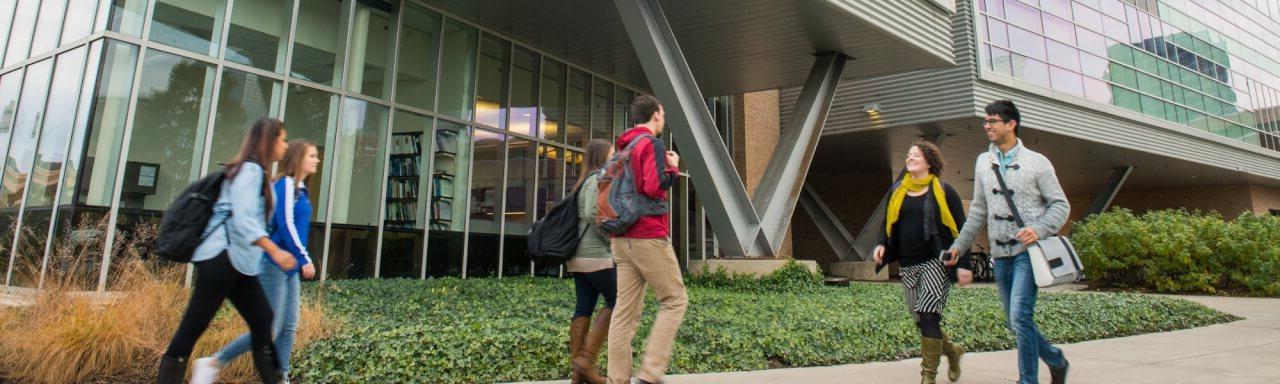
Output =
[
  {"x1": 572, "y1": 268, "x2": 617, "y2": 317},
  {"x1": 994, "y1": 252, "x2": 1066, "y2": 384},
  {"x1": 215, "y1": 258, "x2": 301, "y2": 373}
]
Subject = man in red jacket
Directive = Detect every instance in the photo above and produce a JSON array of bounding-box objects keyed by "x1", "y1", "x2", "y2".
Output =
[{"x1": 607, "y1": 95, "x2": 685, "y2": 384}]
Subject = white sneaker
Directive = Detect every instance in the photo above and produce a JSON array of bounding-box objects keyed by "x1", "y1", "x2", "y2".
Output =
[{"x1": 189, "y1": 357, "x2": 221, "y2": 384}]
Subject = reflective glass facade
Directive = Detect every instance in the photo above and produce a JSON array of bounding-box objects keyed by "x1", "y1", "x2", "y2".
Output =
[
  {"x1": 0, "y1": 0, "x2": 652, "y2": 289},
  {"x1": 978, "y1": 0, "x2": 1280, "y2": 149}
]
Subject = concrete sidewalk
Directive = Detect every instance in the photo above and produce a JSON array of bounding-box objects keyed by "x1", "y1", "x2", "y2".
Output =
[{"x1": 523, "y1": 295, "x2": 1280, "y2": 383}]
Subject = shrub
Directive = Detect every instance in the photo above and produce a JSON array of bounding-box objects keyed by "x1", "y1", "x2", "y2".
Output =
[
  {"x1": 1073, "y1": 208, "x2": 1280, "y2": 296},
  {"x1": 687, "y1": 259, "x2": 824, "y2": 292}
]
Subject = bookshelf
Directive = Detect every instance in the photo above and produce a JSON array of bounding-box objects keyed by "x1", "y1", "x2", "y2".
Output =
[{"x1": 385, "y1": 132, "x2": 423, "y2": 229}]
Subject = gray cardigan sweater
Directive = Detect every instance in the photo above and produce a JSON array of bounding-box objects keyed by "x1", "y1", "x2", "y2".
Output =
[{"x1": 950, "y1": 140, "x2": 1071, "y2": 258}]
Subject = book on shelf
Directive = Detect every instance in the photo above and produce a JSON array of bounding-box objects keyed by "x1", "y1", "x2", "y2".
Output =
[{"x1": 392, "y1": 132, "x2": 423, "y2": 155}]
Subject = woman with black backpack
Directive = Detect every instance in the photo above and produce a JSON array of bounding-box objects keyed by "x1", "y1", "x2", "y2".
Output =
[
  {"x1": 158, "y1": 118, "x2": 296, "y2": 384},
  {"x1": 872, "y1": 141, "x2": 973, "y2": 384},
  {"x1": 568, "y1": 139, "x2": 616, "y2": 384}
]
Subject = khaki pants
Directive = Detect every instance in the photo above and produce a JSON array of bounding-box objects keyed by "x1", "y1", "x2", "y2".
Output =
[{"x1": 607, "y1": 238, "x2": 688, "y2": 384}]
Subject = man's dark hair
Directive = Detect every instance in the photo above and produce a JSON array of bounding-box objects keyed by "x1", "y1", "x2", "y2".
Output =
[
  {"x1": 984, "y1": 99, "x2": 1020, "y2": 135},
  {"x1": 630, "y1": 94, "x2": 662, "y2": 126}
]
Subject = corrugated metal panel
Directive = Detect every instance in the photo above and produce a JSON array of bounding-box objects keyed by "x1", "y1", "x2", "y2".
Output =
[
  {"x1": 826, "y1": 0, "x2": 954, "y2": 63},
  {"x1": 783, "y1": 0, "x2": 977, "y2": 133}
]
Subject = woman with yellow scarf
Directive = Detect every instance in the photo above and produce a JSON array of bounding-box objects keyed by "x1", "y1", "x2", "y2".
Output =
[{"x1": 874, "y1": 141, "x2": 973, "y2": 384}]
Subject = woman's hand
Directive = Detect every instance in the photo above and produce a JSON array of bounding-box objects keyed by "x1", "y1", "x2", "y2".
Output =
[
  {"x1": 269, "y1": 248, "x2": 297, "y2": 271},
  {"x1": 873, "y1": 245, "x2": 885, "y2": 265},
  {"x1": 956, "y1": 268, "x2": 973, "y2": 286},
  {"x1": 301, "y1": 263, "x2": 316, "y2": 279}
]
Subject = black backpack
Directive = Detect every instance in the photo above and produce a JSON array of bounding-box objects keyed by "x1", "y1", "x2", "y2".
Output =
[
  {"x1": 154, "y1": 170, "x2": 228, "y2": 263},
  {"x1": 528, "y1": 178, "x2": 591, "y2": 266}
]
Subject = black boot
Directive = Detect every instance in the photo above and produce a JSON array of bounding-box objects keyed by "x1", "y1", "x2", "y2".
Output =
[
  {"x1": 252, "y1": 345, "x2": 285, "y2": 384},
  {"x1": 157, "y1": 355, "x2": 187, "y2": 384}
]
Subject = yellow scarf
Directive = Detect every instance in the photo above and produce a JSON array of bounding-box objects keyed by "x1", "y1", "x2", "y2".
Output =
[{"x1": 885, "y1": 174, "x2": 959, "y2": 238}]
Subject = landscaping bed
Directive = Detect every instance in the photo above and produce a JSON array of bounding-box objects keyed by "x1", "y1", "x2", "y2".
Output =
[{"x1": 291, "y1": 267, "x2": 1238, "y2": 383}]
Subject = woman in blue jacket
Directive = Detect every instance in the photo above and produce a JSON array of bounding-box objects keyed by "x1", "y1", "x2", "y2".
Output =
[
  {"x1": 193, "y1": 139, "x2": 319, "y2": 384},
  {"x1": 159, "y1": 118, "x2": 294, "y2": 384}
]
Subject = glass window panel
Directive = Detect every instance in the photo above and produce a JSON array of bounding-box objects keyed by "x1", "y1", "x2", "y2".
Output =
[
  {"x1": 509, "y1": 47, "x2": 539, "y2": 137},
  {"x1": 566, "y1": 69, "x2": 590, "y2": 148},
  {"x1": 76, "y1": 41, "x2": 138, "y2": 209},
  {"x1": 1011, "y1": 54, "x2": 1051, "y2": 88},
  {"x1": 426, "y1": 120, "x2": 469, "y2": 277},
  {"x1": 466, "y1": 129, "x2": 504, "y2": 278},
  {"x1": 346, "y1": 0, "x2": 397, "y2": 99},
  {"x1": 0, "y1": 60, "x2": 50, "y2": 286},
  {"x1": 1108, "y1": 63, "x2": 1136, "y2": 87},
  {"x1": 503, "y1": 138, "x2": 535, "y2": 277},
  {"x1": 592, "y1": 79, "x2": 613, "y2": 141},
  {"x1": 614, "y1": 87, "x2": 631, "y2": 138},
  {"x1": 989, "y1": 45, "x2": 1014, "y2": 76},
  {"x1": 1102, "y1": 14, "x2": 1128, "y2": 42},
  {"x1": 564, "y1": 150, "x2": 583, "y2": 206},
  {"x1": 46, "y1": 41, "x2": 105, "y2": 290},
  {"x1": 395, "y1": 4, "x2": 442, "y2": 111},
  {"x1": 475, "y1": 34, "x2": 510, "y2": 129},
  {"x1": 29, "y1": 0, "x2": 68, "y2": 57},
  {"x1": 61, "y1": 0, "x2": 99, "y2": 46},
  {"x1": 149, "y1": 0, "x2": 226, "y2": 57},
  {"x1": 4, "y1": 0, "x2": 40, "y2": 67},
  {"x1": 1084, "y1": 77, "x2": 1112, "y2": 103},
  {"x1": 1186, "y1": 90, "x2": 1205, "y2": 111},
  {"x1": 1159, "y1": 80, "x2": 1175, "y2": 100},
  {"x1": 226, "y1": 0, "x2": 292, "y2": 72},
  {"x1": 1136, "y1": 72, "x2": 1160, "y2": 94},
  {"x1": 206, "y1": 69, "x2": 283, "y2": 174},
  {"x1": 1109, "y1": 43, "x2": 1135, "y2": 66},
  {"x1": 1188, "y1": 110, "x2": 1207, "y2": 130},
  {"x1": 1046, "y1": 40, "x2": 1080, "y2": 71},
  {"x1": 1050, "y1": 66, "x2": 1084, "y2": 96},
  {"x1": 1005, "y1": 0, "x2": 1043, "y2": 33},
  {"x1": 1041, "y1": 0, "x2": 1071, "y2": 18},
  {"x1": 1077, "y1": 27, "x2": 1106, "y2": 56},
  {"x1": 324, "y1": 98, "x2": 388, "y2": 280},
  {"x1": 533, "y1": 144, "x2": 562, "y2": 276},
  {"x1": 1072, "y1": 2, "x2": 1103, "y2": 31},
  {"x1": 380, "y1": 110, "x2": 431, "y2": 278},
  {"x1": 1043, "y1": 14, "x2": 1076, "y2": 45},
  {"x1": 988, "y1": 18, "x2": 1009, "y2": 47},
  {"x1": 1, "y1": 61, "x2": 54, "y2": 209},
  {"x1": 1140, "y1": 94, "x2": 1163, "y2": 118},
  {"x1": 438, "y1": 18, "x2": 478, "y2": 120},
  {"x1": 1112, "y1": 85, "x2": 1141, "y2": 112},
  {"x1": 0, "y1": 0, "x2": 14, "y2": 64},
  {"x1": 987, "y1": 0, "x2": 1005, "y2": 18},
  {"x1": 283, "y1": 84, "x2": 337, "y2": 220},
  {"x1": 13, "y1": 48, "x2": 89, "y2": 288},
  {"x1": 1007, "y1": 26, "x2": 1046, "y2": 61},
  {"x1": 540, "y1": 59, "x2": 566, "y2": 142},
  {"x1": 106, "y1": 0, "x2": 148, "y2": 36},
  {"x1": 1133, "y1": 51, "x2": 1157, "y2": 73},
  {"x1": 1080, "y1": 52, "x2": 1107, "y2": 78},
  {"x1": 292, "y1": 0, "x2": 351, "y2": 87},
  {"x1": 117, "y1": 50, "x2": 215, "y2": 214},
  {"x1": 0, "y1": 69, "x2": 20, "y2": 284}
]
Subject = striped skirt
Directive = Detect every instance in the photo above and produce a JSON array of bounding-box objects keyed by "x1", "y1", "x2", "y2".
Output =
[{"x1": 901, "y1": 258, "x2": 951, "y2": 317}]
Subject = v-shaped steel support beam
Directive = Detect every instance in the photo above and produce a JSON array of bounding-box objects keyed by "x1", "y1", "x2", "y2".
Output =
[{"x1": 614, "y1": 0, "x2": 847, "y2": 257}]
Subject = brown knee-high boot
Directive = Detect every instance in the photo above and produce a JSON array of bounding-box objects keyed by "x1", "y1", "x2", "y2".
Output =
[
  {"x1": 572, "y1": 308, "x2": 612, "y2": 384},
  {"x1": 921, "y1": 337, "x2": 943, "y2": 384},
  {"x1": 941, "y1": 333, "x2": 965, "y2": 382},
  {"x1": 569, "y1": 317, "x2": 591, "y2": 384}
]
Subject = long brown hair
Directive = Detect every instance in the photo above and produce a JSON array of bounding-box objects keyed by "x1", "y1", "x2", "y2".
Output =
[
  {"x1": 575, "y1": 139, "x2": 613, "y2": 189},
  {"x1": 275, "y1": 139, "x2": 317, "y2": 190},
  {"x1": 226, "y1": 117, "x2": 285, "y2": 213}
]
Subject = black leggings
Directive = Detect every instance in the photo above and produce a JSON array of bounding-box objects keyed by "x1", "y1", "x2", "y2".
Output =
[
  {"x1": 165, "y1": 253, "x2": 277, "y2": 367},
  {"x1": 916, "y1": 311, "x2": 944, "y2": 339},
  {"x1": 572, "y1": 268, "x2": 617, "y2": 317}
]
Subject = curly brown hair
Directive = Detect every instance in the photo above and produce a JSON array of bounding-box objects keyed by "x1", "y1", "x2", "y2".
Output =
[{"x1": 911, "y1": 140, "x2": 945, "y2": 175}]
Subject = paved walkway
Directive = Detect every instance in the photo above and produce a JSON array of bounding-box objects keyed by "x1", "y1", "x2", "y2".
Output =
[{"x1": 522, "y1": 295, "x2": 1280, "y2": 383}]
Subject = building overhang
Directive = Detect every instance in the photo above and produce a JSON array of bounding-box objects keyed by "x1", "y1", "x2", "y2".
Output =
[{"x1": 423, "y1": 0, "x2": 956, "y2": 95}]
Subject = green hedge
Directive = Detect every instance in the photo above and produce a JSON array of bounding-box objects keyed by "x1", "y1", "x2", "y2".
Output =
[
  {"x1": 1073, "y1": 208, "x2": 1280, "y2": 296},
  {"x1": 291, "y1": 264, "x2": 1236, "y2": 383}
]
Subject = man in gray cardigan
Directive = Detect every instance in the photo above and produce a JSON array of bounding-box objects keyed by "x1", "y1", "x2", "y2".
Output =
[{"x1": 948, "y1": 100, "x2": 1071, "y2": 384}]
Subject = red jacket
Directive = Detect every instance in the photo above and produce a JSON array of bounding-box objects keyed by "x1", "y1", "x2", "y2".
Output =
[{"x1": 615, "y1": 126, "x2": 680, "y2": 239}]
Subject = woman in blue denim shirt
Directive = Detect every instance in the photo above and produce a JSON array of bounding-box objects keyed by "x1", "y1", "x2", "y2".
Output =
[
  {"x1": 193, "y1": 140, "x2": 319, "y2": 384},
  {"x1": 159, "y1": 118, "x2": 295, "y2": 384}
]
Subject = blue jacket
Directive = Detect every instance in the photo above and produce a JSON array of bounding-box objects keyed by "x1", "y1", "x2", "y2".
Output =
[
  {"x1": 192, "y1": 161, "x2": 271, "y2": 276},
  {"x1": 267, "y1": 176, "x2": 313, "y2": 274}
]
